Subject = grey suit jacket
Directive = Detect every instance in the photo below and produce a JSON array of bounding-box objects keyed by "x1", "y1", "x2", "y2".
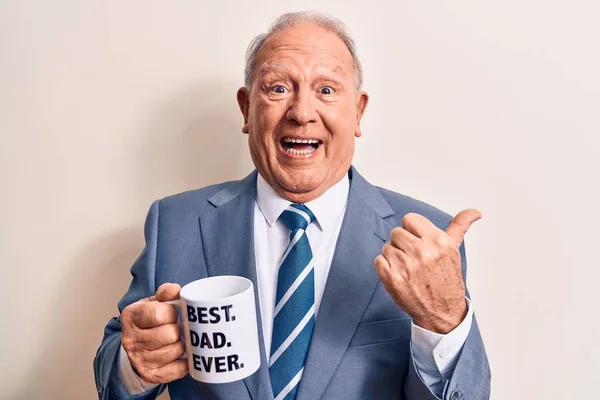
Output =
[{"x1": 94, "y1": 167, "x2": 491, "y2": 400}]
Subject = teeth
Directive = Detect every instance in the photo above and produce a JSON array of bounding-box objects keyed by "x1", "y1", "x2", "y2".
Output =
[
  {"x1": 285, "y1": 147, "x2": 317, "y2": 155},
  {"x1": 283, "y1": 137, "x2": 320, "y2": 144}
]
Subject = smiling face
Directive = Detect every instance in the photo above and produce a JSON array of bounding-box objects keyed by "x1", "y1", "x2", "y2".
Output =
[{"x1": 237, "y1": 23, "x2": 369, "y2": 203}]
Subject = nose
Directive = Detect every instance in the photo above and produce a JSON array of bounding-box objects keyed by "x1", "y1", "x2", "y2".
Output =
[{"x1": 286, "y1": 88, "x2": 318, "y2": 125}]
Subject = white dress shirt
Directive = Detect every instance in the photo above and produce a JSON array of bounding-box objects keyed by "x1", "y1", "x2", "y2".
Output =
[{"x1": 118, "y1": 173, "x2": 474, "y2": 397}]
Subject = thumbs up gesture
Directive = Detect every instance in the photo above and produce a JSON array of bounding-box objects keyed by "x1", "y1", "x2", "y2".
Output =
[{"x1": 374, "y1": 209, "x2": 481, "y2": 334}]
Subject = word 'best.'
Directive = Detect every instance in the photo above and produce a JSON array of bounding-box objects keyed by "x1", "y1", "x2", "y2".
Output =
[{"x1": 187, "y1": 304, "x2": 235, "y2": 323}]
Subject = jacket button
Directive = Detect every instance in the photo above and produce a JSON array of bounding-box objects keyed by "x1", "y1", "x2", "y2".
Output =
[{"x1": 450, "y1": 390, "x2": 460, "y2": 400}]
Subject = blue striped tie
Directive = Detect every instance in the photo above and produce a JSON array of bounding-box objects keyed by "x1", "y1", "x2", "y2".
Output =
[{"x1": 269, "y1": 203, "x2": 316, "y2": 400}]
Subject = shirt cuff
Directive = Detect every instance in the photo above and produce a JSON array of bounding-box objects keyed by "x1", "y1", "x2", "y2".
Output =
[
  {"x1": 411, "y1": 297, "x2": 473, "y2": 379},
  {"x1": 117, "y1": 343, "x2": 159, "y2": 395}
]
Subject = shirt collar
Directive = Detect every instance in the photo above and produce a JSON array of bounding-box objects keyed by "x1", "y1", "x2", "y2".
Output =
[{"x1": 256, "y1": 172, "x2": 350, "y2": 231}]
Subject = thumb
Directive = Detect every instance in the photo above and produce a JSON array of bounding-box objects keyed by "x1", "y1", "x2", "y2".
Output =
[
  {"x1": 445, "y1": 209, "x2": 482, "y2": 244},
  {"x1": 150, "y1": 283, "x2": 181, "y2": 302}
]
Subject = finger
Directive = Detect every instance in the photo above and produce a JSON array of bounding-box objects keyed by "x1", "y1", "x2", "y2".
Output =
[
  {"x1": 374, "y1": 254, "x2": 392, "y2": 280},
  {"x1": 445, "y1": 209, "x2": 482, "y2": 244},
  {"x1": 401, "y1": 213, "x2": 439, "y2": 239},
  {"x1": 141, "y1": 359, "x2": 189, "y2": 384},
  {"x1": 140, "y1": 340, "x2": 186, "y2": 370},
  {"x1": 381, "y1": 242, "x2": 407, "y2": 269},
  {"x1": 131, "y1": 301, "x2": 179, "y2": 329},
  {"x1": 389, "y1": 227, "x2": 421, "y2": 255},
  {"x1": 148, "y1": 282, "x2": 181, "y2": 302},
  {"x1": 156, "y1": 283, "x2": 181, "y2": 302},
  {"x1": 135, "y1": 322, "x2": 182, "y2": 350}
]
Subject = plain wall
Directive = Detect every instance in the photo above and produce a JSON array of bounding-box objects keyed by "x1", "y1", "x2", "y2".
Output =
[{"x1": 1, "y1": 1, "x2": 599, "y2": 399}]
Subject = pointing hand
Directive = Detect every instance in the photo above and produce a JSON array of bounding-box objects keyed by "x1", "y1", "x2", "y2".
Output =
[{"x1": 374, "y1": 209, "x2": 481, "y2": 333}]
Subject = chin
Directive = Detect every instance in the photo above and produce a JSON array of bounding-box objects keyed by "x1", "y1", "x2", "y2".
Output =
[
  {"x1": 275, "y1": 177, "x2": 331, "y2": 204},
  {"x1": 279, "y1": 169, "x2": 323, "y2": 191}
]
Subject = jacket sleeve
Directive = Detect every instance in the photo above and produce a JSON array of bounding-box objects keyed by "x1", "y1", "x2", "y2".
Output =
[
  {"x1": 93, "y1": 200, "x2": 167, "y2": 400},
  {"x1": 403, "y1": 243, "x2": 492, "y2": 400}
]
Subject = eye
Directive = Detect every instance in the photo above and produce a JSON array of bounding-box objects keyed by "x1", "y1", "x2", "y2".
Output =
[
  {"x1": 320, "y1": 86, "x2": 334, "y2": 95},
  {"x1": 270, "y1": 85, "x2": 288, "y2": 94}
]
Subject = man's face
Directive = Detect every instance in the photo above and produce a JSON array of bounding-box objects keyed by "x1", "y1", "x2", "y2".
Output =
[{"x1": 237, "y1": 23, "x2": 369, "y2": 203}]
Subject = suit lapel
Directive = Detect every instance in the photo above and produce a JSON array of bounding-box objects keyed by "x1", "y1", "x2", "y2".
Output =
[
  {"x1": 199, "y1": 171, "x2": 274, "y2": 400},
  {"x1": 196, "y1": 167, "x2": 394, "y2": 400},
  {"x1": 296, "y1": 167, "x2": 395, "y2": 400}
]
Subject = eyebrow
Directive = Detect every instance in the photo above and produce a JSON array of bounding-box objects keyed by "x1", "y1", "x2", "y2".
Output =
[
  {"x1": 258, "y1": 63, "x2": 347, "y2": 78},
  {"x1": 258, "y1": 63, "x2": 288, "y2": 76},
  {"x1": 318, "y1": 64, "x2": 346, "y2": 76}
]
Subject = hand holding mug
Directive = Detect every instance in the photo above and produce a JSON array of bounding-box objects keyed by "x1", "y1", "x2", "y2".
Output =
[
  {"x1": 121, "y1": 277, "x2": 261, "y2": 385},
  {"x1": 121, "y1": 283, "x2": 188, "y2": 384}
]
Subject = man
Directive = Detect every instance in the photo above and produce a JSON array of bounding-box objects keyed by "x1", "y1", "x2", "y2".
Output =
[{"x1": 94, "y1": 11, "x2": 491, "y2": 400}]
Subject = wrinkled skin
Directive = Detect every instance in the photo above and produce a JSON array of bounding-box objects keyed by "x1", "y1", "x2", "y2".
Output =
[{"x1": 237, "y1": 22, "x2": 369, "y2": 204}]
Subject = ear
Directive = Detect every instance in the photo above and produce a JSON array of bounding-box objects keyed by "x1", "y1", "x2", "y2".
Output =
[
  {"x1": 354, "y1": 91, "x2": 369, "y2": 138},
  {"x1": 237, "y1": 87, "x2": 250, "y2": 134}
]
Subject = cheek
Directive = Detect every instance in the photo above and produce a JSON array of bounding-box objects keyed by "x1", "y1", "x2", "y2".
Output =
[
  {"x1": 251, "y1": 100, "x2": 285, "y2": 140},
  {"x1": 321, "y1": 104, "x2": 358, "y2": 142},
  {"x1": 321, "y1": 106, "x2": 358, "y2": 168}
]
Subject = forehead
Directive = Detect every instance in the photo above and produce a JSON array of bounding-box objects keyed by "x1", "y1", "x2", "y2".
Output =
[{"x1": 256, "y1": 23, "x2": 354, "y2": 78}]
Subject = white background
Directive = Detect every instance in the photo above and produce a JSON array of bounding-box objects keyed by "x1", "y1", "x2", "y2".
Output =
[{"x1": 1, "y1": 1, "x2": 599, "y2": 399}]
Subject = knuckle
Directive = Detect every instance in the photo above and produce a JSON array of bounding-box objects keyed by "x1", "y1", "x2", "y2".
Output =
[
  {"x1": 167, "y1": 325, "x2": 181, "y2": 343},
  {"x1": 129, "y1": 350, "x2": 147, "y2": 368},
  {"x1": 419, "y1": 248, "x2": 435, "y2": 264},
  {"x1": 145, "y1": 348, "x2": 166, "y2": 369},
  {"x1": 171, "y1": 342, "x2": 185, "y2": 360},
  {"x1": 149, "y1": 375, "x2": 163, "y2": 385},
  {"x1": 134, "y1": 303, "x2": 153, "y2": 327},
  {"x1": 138, "y1": 347, "x2": 152, "y2": 364},
  {"x1": 144, "y1": 303, "x2": 163, "y2": 328},
  {"x1": 123, "y1": 300, "x2": 149, "y2": 326},
  {"x1": 121, "y1": 335, "x2": 135, "y2": 351},
  {"x1": 389, "y1": 227, "x2": 402, "y2": 241},
  {"x1": 435, "y1": 234, "x2": 450, "y2": 248},
  {"x1": 154, "y1": 304, "x2": 177, "y2": 326},
  {"x1": 178, "y1": 361, "x2": 189, "y2": 377},
  {"x1": 388, "y1": 272, "x2": 405, "y2": 289},
  {"x1": 137, "y1": 367, "x2": 154, "y2": 383},
  {"x1": 151, "y1": 368, "x2": 169, "y2": 384},
  {"x1": 122, "y1": 308, "x2": 139, "y2": 329},
  {"x1": 122, "y1": 330, "x2": 143, "y2": 352},
  {"x1": 402, "y1": 212, "x2": 420, "y2": 225},
  {"x1": 160, "y1": 348, "x2": 181, "y2": 369},
  {"x1": 150, "y1": 305, "x2": 162, "y2": 326},
  {"x1": 382, "y1": 242, "x2": 397, "y2": 257},
  {"x1": 381, "y1": 242, "x2": 390, "y2": 254},
  {"x1": 374, "y1": 257, "x2": 389, "y2": 278},
  {"x1": 165, "y1": 304, "x2": 179, "y2": 322},
  {"x1": 121, "y1": 305, "x2": 133, "y2": 322}
]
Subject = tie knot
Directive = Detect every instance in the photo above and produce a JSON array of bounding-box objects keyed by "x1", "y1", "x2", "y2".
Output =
[{"x1": 279, "y1": 204, "x2": 315, "y2": 231}]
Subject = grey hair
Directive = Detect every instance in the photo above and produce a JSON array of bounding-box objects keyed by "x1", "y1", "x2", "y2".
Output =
[{"x1": 244, "y1": 11, "x2": 363, "y2": 91}]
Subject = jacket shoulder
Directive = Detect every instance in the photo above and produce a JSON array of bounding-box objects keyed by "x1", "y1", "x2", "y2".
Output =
[
  {"x1": 156, "y1": 179, "x2": 237, "y2": 215},
  {"x1": 375, "y1": 186, "x2": 453, "y2": 229}
]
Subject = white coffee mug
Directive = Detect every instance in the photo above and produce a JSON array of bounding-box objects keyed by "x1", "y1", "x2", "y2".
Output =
[{"x1": 167, "y1": 275, "x2": 261, "y2": 383}]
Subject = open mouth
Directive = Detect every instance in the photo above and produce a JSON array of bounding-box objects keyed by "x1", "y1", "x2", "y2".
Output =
[{"x1": 280, "y1": 137, "x2": 323, "y2": 156}]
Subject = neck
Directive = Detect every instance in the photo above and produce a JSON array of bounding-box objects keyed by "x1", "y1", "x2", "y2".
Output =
[{"x1": 272, "y1": 171, "x2": 349, "y2": 204}]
